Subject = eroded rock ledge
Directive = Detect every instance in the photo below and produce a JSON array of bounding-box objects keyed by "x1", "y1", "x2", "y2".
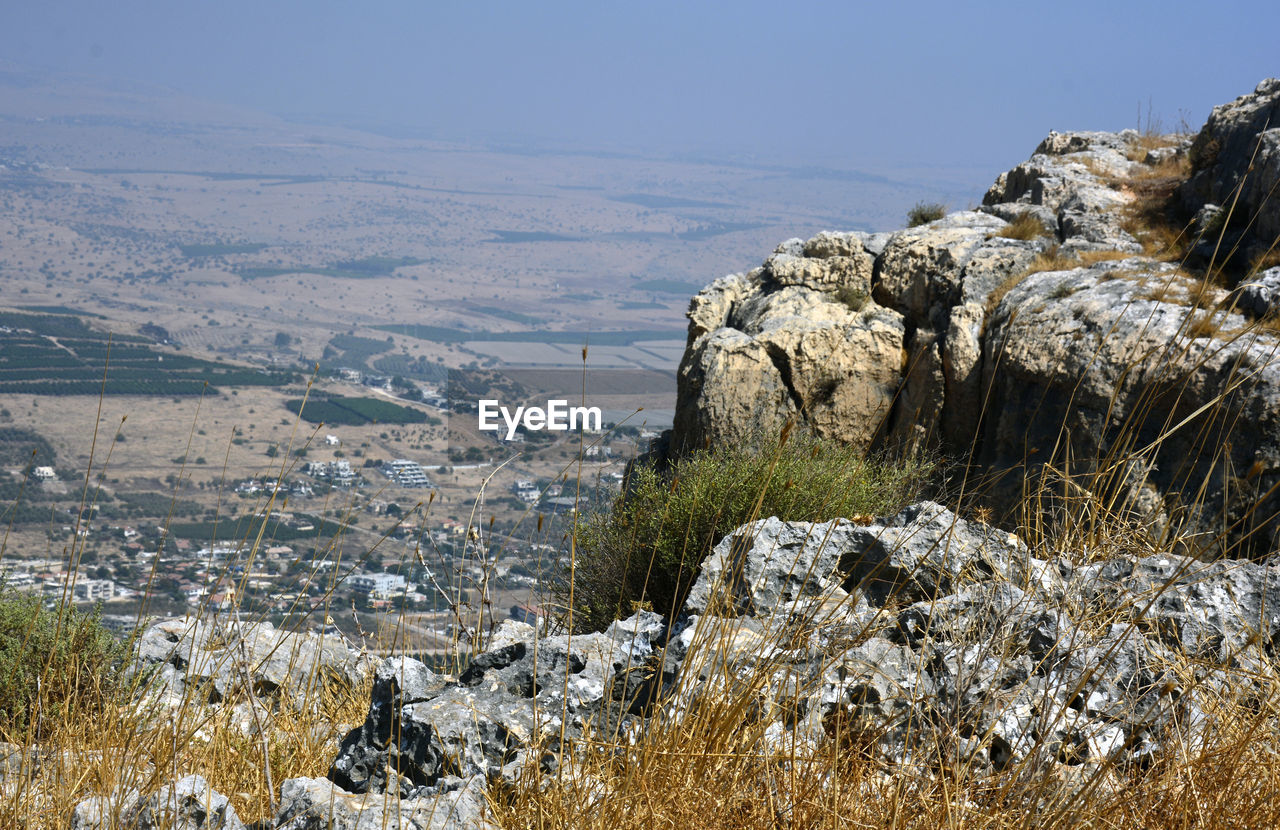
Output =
[{"x1": 670, "y1": 79, "x2": 1280, "y2": 555}]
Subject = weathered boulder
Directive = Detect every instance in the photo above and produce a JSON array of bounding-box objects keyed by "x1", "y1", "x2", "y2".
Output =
[
  {"x1": 671, "y1": 503, "x2": 1275, "y2": 773},
  {"x1": 670, "y1": 125, "x2": 1149, "y2": 463},
  {"x1": 673, "y1": 266, "x2": 906, "y2": 452},
  {"x1": 686, "y1": 502, "x2": 1029, "y2": 616},
  {"x1": 329, "y1": 658, "x2": 449, "y2": 795},
  {"x1": 134, "y1": 616, "x2": 372, "y2": 707},
  {"x1": 272, "y1": 775, "x2": 496, "y2": 830},
  {"x1": 329, "y1": 614, "x2": 668, "y2": 794},
  {"x1": 72, "y1": 775, "x2": 243, "y2": 830},
  {"x1": 1231, "y1": 265, "x2": 1280, "y2": 318},
  {"x1": 978, "y1": 259, "x2": 1280, "y2": 555},
  {"x1": 1180, "y1": 78, "x2": 1280, "y2": 264}
]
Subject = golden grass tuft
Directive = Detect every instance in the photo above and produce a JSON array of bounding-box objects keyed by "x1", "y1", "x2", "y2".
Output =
[{"x1": 994, "y1": 213, "x2": 1050, "y2": 241}]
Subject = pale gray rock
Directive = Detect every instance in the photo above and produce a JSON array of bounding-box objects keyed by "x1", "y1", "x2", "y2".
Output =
[
  {"x1": 331, "y1": 614, "x2": 665, "y2": 792},
  {"x1": 1180, "y1": 78, "x2": 1280, "y2": 263},
  {"x1": 72, "y1": 776, "x2": 242, "y2": 830},
  {"x1": 273, "y1": 776, "x2": 496, "y2": 830},
  {"x1": 329, "y1": 658, "x2": 449, "y2": 796},
  {"x1": 980, "y1": 260, "x2": 1280, "y2": 555},
  {"x1": 941, "y1": 301, "x2": 985, "y2": 446},
  {"x1": 1230, "y1": 266, "x2": 1280, "y2": 318},
  {"x1": 887, "y1": 327, "x2": 944, "y2": 452},
  {"x1": 981, "y1": 202, "x2": 1060, "y2": 237},
  {"x1": 686, "y1": 502, "x2": 1028, "y2": 616},
  {"x1": 673, "y1": 277, "x2": 905, "y2": 453},
  {"x1": 71, "y1": 791, "x2": 141, "y2": 830},
  {"x1": 134, "y1": 616, "x2": 372, "y2": 706}
]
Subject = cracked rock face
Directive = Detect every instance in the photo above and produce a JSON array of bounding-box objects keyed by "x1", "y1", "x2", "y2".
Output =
[
  {"x1": 666, "y1": 85, "x2": 1280, "y2": 552},
  {"x1": 979, "y1": 260, "x2": 1280, "y2": 555},
  {"x1": 673, "y1": 503, "x2": 1280, "y2": 774},
  {"x1": 1180, "y1": 78, "x2": 1280, "y2": 264},
  {"x1": 328, "y1": 613, "x2": 669, "y2": 795},
  {"x1": 673, "y1": 234, "x2": 907, "y2": 453},
  {"x1": 670, "y1": 128, "x2": 1146, "y2": 459}
]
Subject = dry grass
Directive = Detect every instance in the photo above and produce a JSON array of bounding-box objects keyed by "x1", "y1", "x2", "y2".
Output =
[
  {"x1": 1252, "y1": 245, "x2": 1280, "y2": 275},
  {"x1": 493, "y1": 665, "x2": 1280, "y2": 830},
  {"x1": 1117, "y1": 156, "x2": 1194, "y2": 262},
  {"x1": 1125, "y1": 130, "x2": 1183, "y2": 163},
  {"x1": 994, "y1": 213, "x2": 1049, "y2": 241},
  {"x1": 9, "y1": 362, "x2": 1280, "y2": 830},
  {"x1": 495, "y1": 490, "x2": 1280, "y2": 829},
  {"x1": 5, "y1": 155, "x2": 1280, "y2": 830},
  {"x1": 907, "y1": 202, "x2": 947, "y2": 228},
  {"x1": 984, "y1": 247, "x2": 1135, "y2": 315},
  {"x1": 0, "y1": 674, "x2": 370, "y2": 827}
]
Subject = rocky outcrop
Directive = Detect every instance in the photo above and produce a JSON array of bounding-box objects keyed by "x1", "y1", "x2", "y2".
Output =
[
  {"x1": 71, "y1": 775, "x2": 245, "y2": 830},
  {"x1": 673, "y1": 237, "x2": 906, "y2": 453},
  {"x1": 676, "y1": 503, "x2": 1280, "y2": 772},
  {"x1": 271, "y1": 775, "x2": 495, "y2": 830},
  {"x1": 667, "y1": 81, "x2": 1280, "y2": 554},
  {"x1": 1180, "y1": 78, "x2": 1280, "y2": 265},
  {"x1": 327, "y1": 614, "x2": 667, "y2": 797},
  {"x1": 134, "y1": 615, "x2": 373, "y2": 707},
  {"x1": 671, "y1": 128, "x2": 1151, "y2": 457},
  {"x1": 71, "y1": 495, "x2": 1280, "y2": 822},
  {"x1": 979, "y1": 259, "x2": 1280, "y2": 555}
]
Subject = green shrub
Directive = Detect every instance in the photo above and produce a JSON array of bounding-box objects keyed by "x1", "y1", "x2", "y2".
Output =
[
  {"x1": 559, "y1": 432, "x2": 933, "y2": 632},
  {"x1": 907, "y1": 201, "x2": 947, "y2": 227},
  {"x1": 833, "y1": 285, "x2": 868, "y2": 313},
  {"x1": 0, "y1": 590, "x2": 124, "y2": 735}
]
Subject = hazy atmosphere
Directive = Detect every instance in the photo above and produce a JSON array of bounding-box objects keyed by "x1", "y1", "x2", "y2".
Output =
[
  {"x1": 5, "y1": 1, "x2": 1277, "y2": 170},
  {"x1": 4, "y1": 5, "x2": 1280, "y2": 826}
]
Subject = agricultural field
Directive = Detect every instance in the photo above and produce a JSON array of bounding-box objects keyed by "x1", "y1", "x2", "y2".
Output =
[{"x1": 0, "y1": 311, "x2": 297, "y2": 396}]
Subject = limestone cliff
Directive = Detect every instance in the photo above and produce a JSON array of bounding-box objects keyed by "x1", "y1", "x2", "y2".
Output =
[{"x1": 668, "y1": 79, "x2": 1280, "y2": 556}]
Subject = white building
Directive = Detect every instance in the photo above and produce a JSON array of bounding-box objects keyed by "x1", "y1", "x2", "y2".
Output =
[
  {"x1": 383, "y1": 459, "x2": 430, "y2": 488},
  {"x1": 73, "y1": 579, "x2": 115, "y2": 602},
  {"x1": 351, "y1": 572, "x2": 407, "y2": 598}
]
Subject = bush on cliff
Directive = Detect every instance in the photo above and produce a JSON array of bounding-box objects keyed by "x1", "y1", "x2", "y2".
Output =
[
  {"x1": 558, "y1": 430, "x2": 933, "y2": 632},
  {"x1": 0, "y1": 589, "x2": 124, "y2": 736},
  {"x1": 906, "y1": 201, "x2": 946, "y2": 227}
]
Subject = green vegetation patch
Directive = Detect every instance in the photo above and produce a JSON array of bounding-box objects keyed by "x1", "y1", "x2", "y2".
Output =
[
  {"x1": 114, "y1": 491, "x2": 204, "y2": 518},
  {"x1": 371, "y1": 354, "x2": 449, "y2": 384},
  {"x1": 0, "y1": 321, "x2": 297, "y2": 396},
  {"x1": 285, "y1": 394, "x2": 429, "y2": 426},
  {"x1": 321, "y1": 334, "x2": 394, "y2": 371},
  {"x1": 469, "y1": 305, "x2": 542, "y2": 326},
  {"x1": 560, "y1": 432, "x2": 934, "y2": 632},
  {"x1": 487, "y1": 230, "x2": 580, "y2": 243},
  {"x1": 0, "y1": 426, "x2": 57, "y2": 469},
  {"x1": 166, "y1": 512, "x2": 347, "y2": 543},
  {"x1": 907, "y1": 201, "x2": 947, "y2": 227},
  {"x1": 179, "y1": 242, "x2": 267, "y2": 258},
  {"x1": 237, "y1": 256, "x2": 424, "y2": 281},
  {"x1": 0, "y1": 591, "x2": 124, "y2": 734}
]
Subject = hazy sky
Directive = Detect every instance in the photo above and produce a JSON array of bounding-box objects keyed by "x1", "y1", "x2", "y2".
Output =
[{"x1": 3, "y1": 1, "x2": 1276, "y2": 170}]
